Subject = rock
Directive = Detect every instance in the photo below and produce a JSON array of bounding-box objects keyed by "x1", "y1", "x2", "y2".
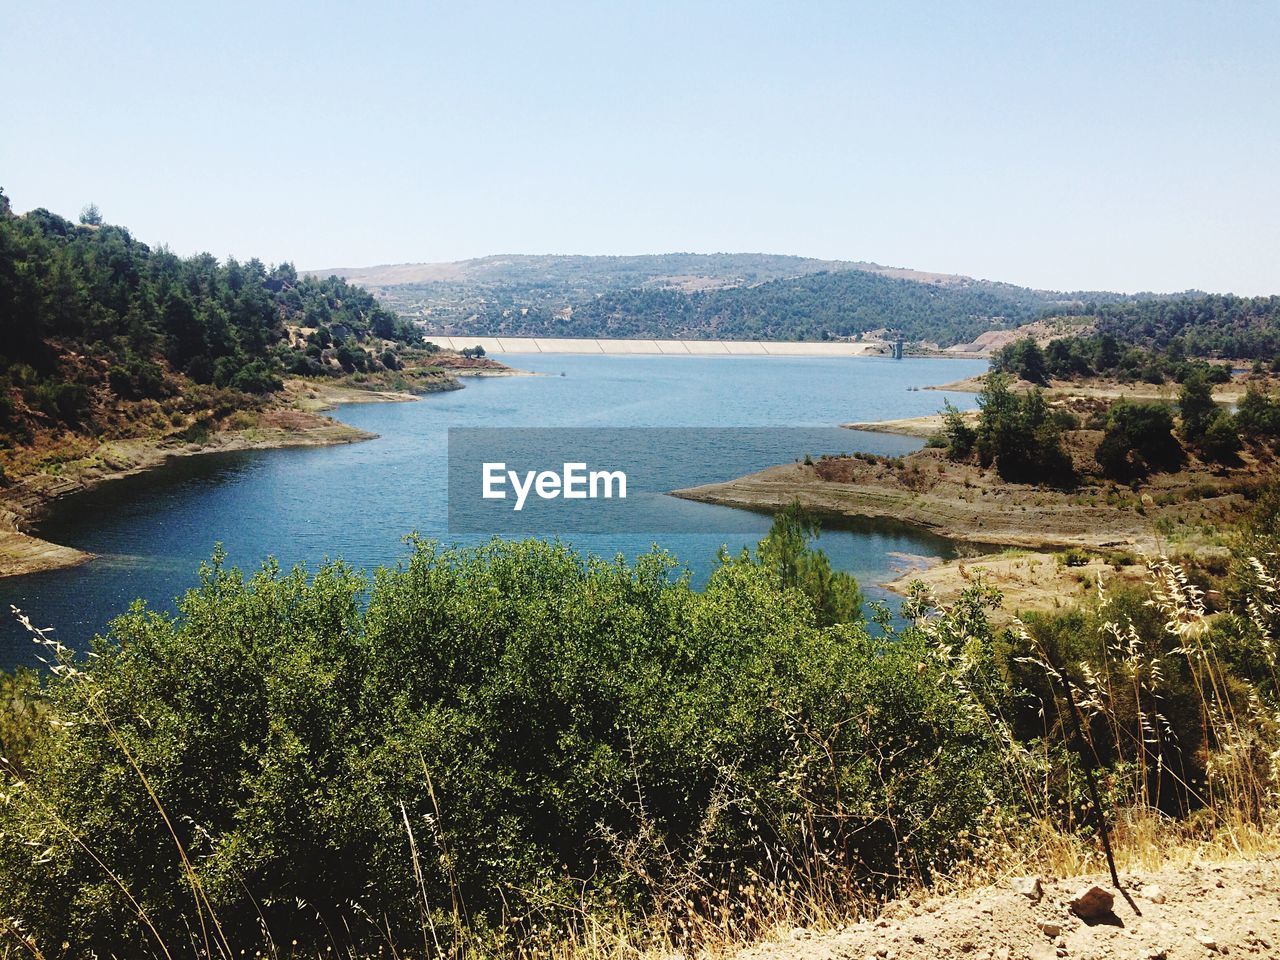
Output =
[
  {"x1": 1069, "y1": 884, "x2": 1116, "y2": 920},
  {"x1": 1142, "y1": 884, "x2": 1167, "y2": 904},
  {"x1": 1012, "y1": 875, "x2": 1045, "y2": 902},
  {"x1": 1038, "y1": 920, "x2": 1063, "y2": 938},
  {"x1": 1196, "y1": 933, "x2": 1220, "y2": 952}
]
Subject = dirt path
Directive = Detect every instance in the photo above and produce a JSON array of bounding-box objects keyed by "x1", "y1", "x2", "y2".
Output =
[{"x1": 742, "y1": 858, "x2": 1280, "y2": 960}]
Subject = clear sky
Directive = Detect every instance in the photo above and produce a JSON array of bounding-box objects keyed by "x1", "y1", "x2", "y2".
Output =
[{"x1": 2, "y1": 1, "x2": 1277, "y2": 293}]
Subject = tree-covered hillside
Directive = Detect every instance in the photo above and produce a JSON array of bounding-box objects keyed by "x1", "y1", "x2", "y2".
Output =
[
  {"x1": 1042, "y1": 294, "x2": 1280, "y2": 359},
  {"x1": 419, "y1": 267, "x2": 1143, "y2": 346},
  {"x1": 0, "y1": 191, "x2": 425, "y2": 454}
]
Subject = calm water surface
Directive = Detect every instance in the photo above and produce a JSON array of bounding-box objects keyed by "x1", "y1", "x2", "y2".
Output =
[{"x1": 0, "y1": 354, "x2": 986, "y2": 668}]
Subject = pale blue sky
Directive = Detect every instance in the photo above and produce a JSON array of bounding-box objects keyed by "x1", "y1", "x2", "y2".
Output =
[{"x1": 2, "y1": 1, "x2": 1277, "y2": 293}]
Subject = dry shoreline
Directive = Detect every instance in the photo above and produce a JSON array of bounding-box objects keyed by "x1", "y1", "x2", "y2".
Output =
[
  {"x1": 0, "y1": 370, "x2": 475, "y2": 579},
  {"x1": 928, "y1": 372, "x2": 1250, "y2": 403},
  {"x1": 672, "y1": 460, "x2": 1175, "y2": 553}
]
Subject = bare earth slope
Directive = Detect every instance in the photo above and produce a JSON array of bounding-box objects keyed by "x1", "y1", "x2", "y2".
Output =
[
  {"x1": 671, "y1": 458, "x2": 1202, "y2": 553},
  {"x1": 743, "y1": 858, "x2": 1279, "y2": 960}
]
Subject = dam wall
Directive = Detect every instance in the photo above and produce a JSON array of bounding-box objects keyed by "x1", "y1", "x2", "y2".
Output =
[{"x1": 426, "y1": 336, "x2": 884, "y2": 357}]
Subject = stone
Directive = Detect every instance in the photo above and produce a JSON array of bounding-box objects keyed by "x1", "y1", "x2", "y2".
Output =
[
  {"x1": 1038, "y1": 920, "x2": 1063, "y2": 938},
  {"x1": 1069, "y1": 885, "x2": 1116, "y2": 920},
  {"x1": 1012, "y1": 875, "x2": 1045, "y2": 902},
  {"x1": 1142, "y1": 884, "x2": 1167, "y2": 904},
  {"x1": 1196, "y1": 933, "x2": 1220, "y2": 952}
]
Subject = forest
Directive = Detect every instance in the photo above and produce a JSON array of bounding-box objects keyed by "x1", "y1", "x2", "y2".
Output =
[
  {"x1": 0, "y1": 191, "x2": 424, "y2": 454},
  {"x1": 413, "y1": 268, "x2": 1128, "y2": 346},
  {"x1": 1040, "y1": 294, "x2": 1280, "y2": 359}
]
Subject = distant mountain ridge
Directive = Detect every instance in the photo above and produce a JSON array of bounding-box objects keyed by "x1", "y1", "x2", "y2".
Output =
[
  {"x1": 305, "y1": 253, "x2": 1200, "y2": 348},
  {"x1": 309, "y1": 253, "x2": 970, "y2": 291}
]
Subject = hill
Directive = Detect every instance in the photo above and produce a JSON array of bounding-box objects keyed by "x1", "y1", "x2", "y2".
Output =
[
  {"x1": 0, "y1": 191, "x2": 435, "y2": 473},
  {"x1": 1041, "y1": 293, "x2": 1280, "y2": 359},
  {"x1": 311, "y1": 253, "x2": 1180, "y2": 347}
]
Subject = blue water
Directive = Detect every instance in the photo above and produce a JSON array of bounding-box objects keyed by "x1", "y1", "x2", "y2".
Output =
[{"x1": 0, "y1": 354, "x2": 986, "y2": 669}]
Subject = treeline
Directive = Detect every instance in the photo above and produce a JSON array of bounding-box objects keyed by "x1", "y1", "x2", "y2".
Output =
[
  {"x1": 0, "y1": 191, "x2": 423, "y2": 447},
  {"x1": 992, "y1": 334, "x2": 1235, "y2": 386},
  {"x1": 943, "y1": 367, "x2": 1280, "y2": 485},
  {"x1": 1042, "y1": 294, "x2": 1280, "y2": 359},
  {"x1": 422, "y1": 270, "x2": 1140, "y2": 347}
]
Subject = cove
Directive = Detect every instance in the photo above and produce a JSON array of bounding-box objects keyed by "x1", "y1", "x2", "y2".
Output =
[{"x1": 0, "y1": 354, "x2": 987, "y2": 669}]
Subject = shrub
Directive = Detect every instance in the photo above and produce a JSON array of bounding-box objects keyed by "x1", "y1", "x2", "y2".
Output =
[
  {"x1": 1057, "y1": 547, "x2": 1089, "y2": 567},
  {"x1": 1199, "y1": 410, "x2": 1242, "y2": 463},
  {"x1": 0, "y1": 540, "x2": 1009, "y2": 956},
  {"x1": 1096, "y1": 401, "x2": 1183, "y2": 479},
  {"x1": 1235, "y1": 385, "x2": 1280, "y2": 439},
  {"x1": 229, "y1": 359, "x2": 284, "y2": 394},
  {"x1": 941, "y1": 398, "x2": 977, "y2": 460}
]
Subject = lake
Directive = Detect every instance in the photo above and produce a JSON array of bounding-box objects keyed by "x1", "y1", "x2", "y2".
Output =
[{"x1": 0, "y1": 354, "x2": 987, "y2": 669}]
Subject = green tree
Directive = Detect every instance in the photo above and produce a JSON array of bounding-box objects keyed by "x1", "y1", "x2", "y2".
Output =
[
  {"x1": 941, "y1": 399, "x2": 977, "y2": 459},
  {"x1": 1096, "y1": 401, "x2": 1182, "y2": 479},
  {"x1": 1178, "y1": 371, "x2": 1218, "y2": 443},
  {"x1": 1236, "y1": 385, "x2": 1280, "y2": 438},
  {"x1": 746, "y1": 500, "x2": 864, "y2": 626},
  {"x1": 975, "y1": 374, "x2": 1073, "y2": 485},
  {"x1": 1199, "y1": 410, "x2": 1242, "y2": 463},
  {"x1": 993, "y1": 337, "x2": 1049, "y2": 384}
]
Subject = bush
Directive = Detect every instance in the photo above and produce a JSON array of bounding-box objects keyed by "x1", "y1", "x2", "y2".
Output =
[
  {"x1": 108, "y1": 354, "x2": 167, "y2": 400},
  {"x1": 0, "y1": 668, "x2": 48, "y2": 775},
  {"x1": 0, "y1": 540, "x2": 1010, "y2": 956},
  {"x1": 1096, "y1": 401, "x2": 1183, "y2": 479},
  {"x1": 1199, "y1": 410, "x2": 1242, "y2": 463},
  {"x1": 1235, "y1": 385, "x2": 1280, "y2": 439},
  {"x1": 941, "y1": 398, "x2": 976, "y2": 459},
  {"x1": 1057, "y1": 547, "x2": 1089, "y2": 567},
  {"x1": 229, "y1": 359, "x2": 284, "y2": 394}
]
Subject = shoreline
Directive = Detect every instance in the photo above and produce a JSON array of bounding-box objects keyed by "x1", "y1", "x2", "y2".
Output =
[
  {"x1": 0, "y1": 370, "x2": 470, "y2": 579},
  {"x1": 672, "y1": 461, "x2": 1168, "y2": 553},
  {"x1": 927, "y1": 372, "x2": 1252, "y2": 403}
]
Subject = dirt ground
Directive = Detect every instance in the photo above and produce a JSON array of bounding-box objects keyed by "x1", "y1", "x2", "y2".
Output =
[
  {"x1": 739, "y1": 857, "x2": 1280, "y2": 960},
  {"x1": 673, "y1": 441, "x2": 1250, "y2": 555},
  {"x1": 927, "y1": 373, "x2": 1256, "y2": 404},
  {"x1": 883, "y1": 551, "x2": 1150, "y2": 619}
]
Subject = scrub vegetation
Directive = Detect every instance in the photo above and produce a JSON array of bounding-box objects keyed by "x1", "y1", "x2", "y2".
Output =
[{"x1": 2, "y1": 501, "x2": 1278, "y2": 959}]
